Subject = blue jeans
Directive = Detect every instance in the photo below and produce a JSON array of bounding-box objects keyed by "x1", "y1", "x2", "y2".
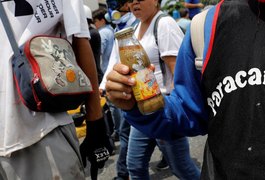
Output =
[
  {"x1": 127, "y1": 127, "x2": 200, "y2": 180},
  {"x1": 116, "y1": 112, "x2": 131, "y2": 178},
  {"x1": 107, "y1": 101, "x2": 122, "y2": 135}
]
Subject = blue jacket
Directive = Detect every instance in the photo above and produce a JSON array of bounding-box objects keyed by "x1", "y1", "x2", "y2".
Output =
[
  {"x1": 99, "y1": 24, "x2": 114, "y2": 74},
  {"x1": 124, "y1": 6, "x2": 217, "y2": 140}
]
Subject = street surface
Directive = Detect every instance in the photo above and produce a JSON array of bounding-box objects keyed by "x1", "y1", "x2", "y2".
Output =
[{"x1": 84, "y1": 135, "x2": 207, "y2": 180}]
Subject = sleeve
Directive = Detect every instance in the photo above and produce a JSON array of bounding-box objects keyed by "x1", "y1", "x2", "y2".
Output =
[
  {"x1": 99, "y1": 30, "x2": 107, "y2": 55},
  {"x1": 62, "y1": 0, "x2": 90, "y2": 39},
  {"x1": 99, "y1": 40, "x2": 120, "y2": 90},
  {"x1": 158, "y1": 16, "x2": 184, "y2": 57},
  {"x1": 124, "y1": 27, "x2": 209, "y2": 140}
]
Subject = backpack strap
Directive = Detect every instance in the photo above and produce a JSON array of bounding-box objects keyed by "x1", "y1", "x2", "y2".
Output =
[
  {"x1": 153, "y1": 13, "x2": 168, "y2": 85},
  {"x1": 190, "y1": 9, "x2": 209, "y2": 71}
]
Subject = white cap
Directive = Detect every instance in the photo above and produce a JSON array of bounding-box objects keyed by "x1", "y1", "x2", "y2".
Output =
[{"x1": 83, "y1": 5, "x2": 92, "y2": 20}]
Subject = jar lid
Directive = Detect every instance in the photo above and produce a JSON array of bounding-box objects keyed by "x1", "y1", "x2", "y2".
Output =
[{"x1": 114, "y1": 27, "x2": 134, "y2": 39}]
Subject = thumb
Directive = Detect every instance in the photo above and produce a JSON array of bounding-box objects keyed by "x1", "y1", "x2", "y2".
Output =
[{"x1": 149, "y1": 64, "x2": 155, "y2": 72}]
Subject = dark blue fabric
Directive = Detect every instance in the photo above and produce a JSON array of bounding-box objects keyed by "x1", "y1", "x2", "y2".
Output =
[
  {"x1": 116, "y1": 112, "x2": 130, "y2": 178},
  {"x1": 124, "y1": 6, "x2": 217, "y2": 140},
  {"x1": 185, "y1": 0, "x2": 201, "y2": 19}
]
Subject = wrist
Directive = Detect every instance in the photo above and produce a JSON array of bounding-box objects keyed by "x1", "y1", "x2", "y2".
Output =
[{"x1": 86, "y1": 116, "x2": 106, "y2": 135}]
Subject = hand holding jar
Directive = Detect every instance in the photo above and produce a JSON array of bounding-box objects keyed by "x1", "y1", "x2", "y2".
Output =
[{"x1": 106, "y1": 27, "x2": 164, "y2": 115}]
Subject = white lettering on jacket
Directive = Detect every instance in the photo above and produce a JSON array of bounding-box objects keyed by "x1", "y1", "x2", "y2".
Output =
[{"x1": 207, "y1": 67, "x2": 263, "y2": 116}]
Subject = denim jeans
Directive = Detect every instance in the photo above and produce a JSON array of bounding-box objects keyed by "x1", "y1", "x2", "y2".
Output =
[
  {"x1": 116, "y1": 112, "x2": 131, "y2": 178},
  {"x1": 127, "y1": 127, "x2": 200, "y2": 180},
  {"x1": 107, "y1": 100, "x2": 122, "y2": 135},
  {"x1": 157, "y1": 138, "x2": 200, "y2": 179}
]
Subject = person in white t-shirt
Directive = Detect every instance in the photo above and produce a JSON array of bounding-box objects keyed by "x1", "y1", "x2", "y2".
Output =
[
  {"x1": 103, "y1": 0, "x2": 200, "y2": 179},
  {"x1": 0, "y1": 0, "x2": 112, "y2": 179}
]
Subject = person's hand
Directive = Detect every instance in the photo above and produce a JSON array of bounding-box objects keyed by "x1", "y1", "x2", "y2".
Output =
[
  {"x1": 105, "y1": 63, "x2": 136, "y2": 110},
  {"x1": 99, "y1": 89, "x2": 104, "y2": 97},
  {"x1": 197, "y1": 3, "x2": 204, "y2": 8},
  {"x1": 79, "y1": 117, "x2": 113, "y2": 168}
]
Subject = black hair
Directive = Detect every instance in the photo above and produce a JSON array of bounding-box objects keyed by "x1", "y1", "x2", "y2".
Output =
[
  {"x1": 178, "y1": 8, "x2": 189, "y2": 18},
  {"x1": 86, "y1": 19, "x2": 94, "y2": 25},
  {"x1": 92, "y1": 8, "x2": 107, "y2": 21}
]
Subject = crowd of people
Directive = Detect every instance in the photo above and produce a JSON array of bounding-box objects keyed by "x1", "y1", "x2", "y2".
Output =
[{"x1": 2, "y1": 0, "x2": 265, "y2": 179}]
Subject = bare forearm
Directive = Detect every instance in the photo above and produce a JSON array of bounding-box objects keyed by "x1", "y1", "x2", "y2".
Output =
[
  {"x1": 72, "y1": 37, "x2": 102, "y2": 121},
  {"x1": 184, "y1": 2, "x2": 204, "y2": 9},
  {"x1": 162, "y1": 56, "x2": 176, "y2": 74}
]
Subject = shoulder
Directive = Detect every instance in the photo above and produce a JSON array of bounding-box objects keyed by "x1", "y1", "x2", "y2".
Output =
[
  {"x1": 99, "y1": 26, "x2": 114, "y2": 37},
  {"x1": 156, "y1": 14, "x2": 183, "y2": 36},
  {"x1": 99, "y1": 25, "x2": 113, "y2": 31},
  {"x1": 157, "y1": 14, "x2": 179, "y2": 29}
]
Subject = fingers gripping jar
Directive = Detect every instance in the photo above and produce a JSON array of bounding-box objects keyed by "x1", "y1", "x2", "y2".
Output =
[{"x1": 115, "y1": 27, "x2": 164, "y2": 115}]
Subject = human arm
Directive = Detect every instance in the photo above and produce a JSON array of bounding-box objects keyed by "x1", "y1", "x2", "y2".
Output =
[
  {"x1": 99, "y1": 40, "x2": 120, "y2": 95},
  {"x1": 72, "y1": 37, "x2": 102, "y2": 120},
  {"x1": 162, "y1": 55, "x2": 177, "y2": 89},
  {"x1": 62, "y1": 0, "x2": 112, "y2": 169},
  {"x1": 184, "y1": 1, "x2": 204, "y2": 9},
  {"x1": 72, "y1": 37, "x2": 112, "y2": 168},
  {"x1": 127, "y1": 28, "x2": 209, "y2": 138},
  {"x1": 162, "y1": 56, "x2": 176, "y2": 75},
  {"x1": 106, "y1": 29, "x2": 209, "y2": 140},
  {"x1": 184, "y1": 0, "x2": 204, "y2": 9},
  {"x1": 157, "y1": 15, "x2": 183, "y2": 92}
]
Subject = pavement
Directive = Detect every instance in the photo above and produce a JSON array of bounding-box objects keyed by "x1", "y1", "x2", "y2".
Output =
[{"x1": 83, "y1": 135, "x2": 207, "y2": 180}]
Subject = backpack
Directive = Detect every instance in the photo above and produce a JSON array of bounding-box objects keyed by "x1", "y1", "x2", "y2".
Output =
[{"x1": 190, "y1": 9, "x2": 209, "y2": 71}]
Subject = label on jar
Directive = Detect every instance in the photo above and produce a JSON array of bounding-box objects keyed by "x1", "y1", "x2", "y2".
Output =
[
  {"x1": 119, "y1": 45, "x2": 150, "y2": 71},
  {"x1": 131, "y1": 67, "x2": 161, "y2": 101}
]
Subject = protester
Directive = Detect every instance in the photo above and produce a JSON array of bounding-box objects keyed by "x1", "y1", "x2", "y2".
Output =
[
  {"x1": 0, "y1": 0, "x2": 112, "y2": 179},
  {"x1": 184, "y1": 0, "x2": 204, "y2": 19},
  {"x1": 105, "y1": 0, "x2": 265, "y2": 178},
  {"x1": 104, "y1": 0, "x2": 200, "y2": 179}
]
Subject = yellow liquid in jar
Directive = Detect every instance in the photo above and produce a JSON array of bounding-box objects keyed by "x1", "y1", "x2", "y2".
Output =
[{"x1": 119, "y1": 45, "x2": 164, "y2": 114}]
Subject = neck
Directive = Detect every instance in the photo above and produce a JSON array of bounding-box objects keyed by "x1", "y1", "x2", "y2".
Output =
[
  {"x1": 141, "y1": 9, "x2": 159, "y2": 26},
  {"x1": 248, "y1": 0, "x2": 265, "y2": 21}
]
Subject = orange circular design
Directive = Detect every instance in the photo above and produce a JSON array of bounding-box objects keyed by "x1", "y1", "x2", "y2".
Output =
[{"x1": 66, "y1": 69, "x2": 76, "y2": 82}]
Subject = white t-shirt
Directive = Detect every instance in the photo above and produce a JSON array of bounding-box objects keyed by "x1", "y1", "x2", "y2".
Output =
[
  {"x1": 0, "y1": 0, "x2": 90, "y2": 156},
  {"x1": 100, "y1": 11, "x2": 184, "y2": 94}
]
